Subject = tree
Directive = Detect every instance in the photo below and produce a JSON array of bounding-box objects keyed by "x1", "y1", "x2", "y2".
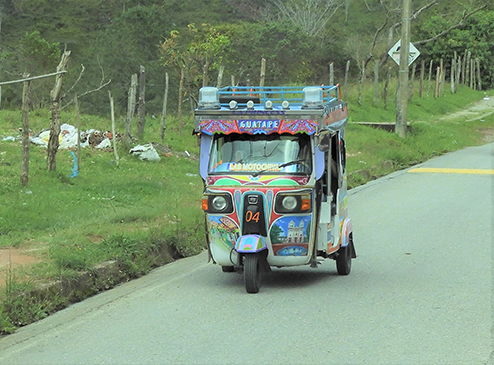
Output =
[
  {"x1": 160, "y1": 24, "x2": 231, "y2": 105},
  {"x1": 269, "y1": 224, "x2": 284, "y2": 244},
  {"x1": 271, "y1": 0, "x2": 345, "y2": 37}
]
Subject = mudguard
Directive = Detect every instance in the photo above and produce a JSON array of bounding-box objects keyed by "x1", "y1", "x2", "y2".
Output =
[
  {"x1": 235, "y1": 235, "x2": 267, "y2": 253},
  {"x1": 340, "y1": 218, "x2": 353, "y2": 248}
]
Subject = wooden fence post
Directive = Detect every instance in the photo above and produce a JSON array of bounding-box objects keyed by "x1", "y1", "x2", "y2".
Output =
[
  {"x1": 439, "y1": 58, "x2": 445, "y2": 96},
  {"x1": 137, "y1": 65, "x2": 146, "y2": 140},
  {"x1": 217, "y1": 65, "x2": 225, "y2": 88},
  {"x1": 47, "y1": 50, "x2": 71, "y2": 172},
  {"x1": 259, "y1": 58, "x2": 266, "y2": 87},
  {"x1": 178, "y1": 66, "x2": 185, "y2": 134},
  {"x1": 383, "y1": 67, "x2": 391, "y2": 109},
  {"x1": 109, "y1": 91, "x2": 119, "y2": 166},
  {"x1": 373, "y1": 61, "x2": 379, "y2": 107},
  {"x1": 419, "y1": 60, "x2": 425, "y2": 98},
  {"x1": 329, "y1": 62, "x2": 334, "y2": 86},
  {"x1": 160, "y1": 72, "x2": 169, "y2": 142},
  {"x1": 202, "y1": 63, "x2": 209, "y2": 87},
  {"x1": 466, "y1": 51, "x2": 471, "y2": 87},
  {"x1": 21, "y1": 75, "x2": 31, "y2": 186},
  {"x1": 357, "y1": 60, "x2": 365, "y2": 106},
  {"x1": 74, "y1": 94, "x2": 81, "y2": 173},
  {"x1": 344, "y1": 60, "x2": 350, "y2": 101},
  {"x1": 125, "y1": 73, "x2": 137, "y2": 144},
  {"x1": 409, "y1": 63, "x2": 416, "y2": 100},
  {"x1": 476, "y1": 58, "x2": 481, "y2": 91},
  {"x1": 434, "y1": 66, "x2": 440, "y2": 98},
  {"x1": 451, "y1": 56, "x2": 456, "y2": 94}
]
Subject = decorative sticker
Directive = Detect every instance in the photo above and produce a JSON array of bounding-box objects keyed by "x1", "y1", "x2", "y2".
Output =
[
  {"x1": 208, "y1": 216, "x2": 240, "y2": 249},
  {"x1": 199, "y1": 119, "x2": 319, "y2": 135},
  {"x1": 238, "y1": 120, "x2": 280, "y2": 134},
  {"x1": 199, "y1": 120, "x2": 240, "y2": 135},
  {"x1": 269, "y1": 216, "x2": 312, "y2": 256},
  {"x1": 278, "y1": 120, "x2": 318, "y2": 135}
]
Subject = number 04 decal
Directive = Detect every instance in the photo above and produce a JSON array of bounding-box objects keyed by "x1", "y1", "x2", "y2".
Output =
[{"x1": 245, "y1": 211, "x2": 260, "y2": 223}]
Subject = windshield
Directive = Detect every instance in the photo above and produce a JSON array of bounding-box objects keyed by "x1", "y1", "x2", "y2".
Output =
[{"x1": 208, "y1": 133, "x2": 312, "y2": 175}]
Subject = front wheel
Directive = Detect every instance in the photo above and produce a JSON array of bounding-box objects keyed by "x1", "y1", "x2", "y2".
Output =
[
  {"x1": 244, "y1": 254, "x2": 262, "y2": 293},
  {"x1": 336, "y1": 244, "x2": 352, "y2": 275}
]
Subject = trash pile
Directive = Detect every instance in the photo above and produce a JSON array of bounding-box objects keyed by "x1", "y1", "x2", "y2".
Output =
[{"x1": 29, "y1": 123, "x2": 116, "y2": 149}]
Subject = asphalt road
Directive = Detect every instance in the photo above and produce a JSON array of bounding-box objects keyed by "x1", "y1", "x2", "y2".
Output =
[{"x1": 0, "y1": 143, "x2": 492, "y2": 365}]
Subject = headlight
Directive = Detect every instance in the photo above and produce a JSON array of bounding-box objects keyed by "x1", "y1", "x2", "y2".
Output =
[
  {"x1": 281, "y1": 196, "x2": 298, "y2": 211},
  {"x1": 202, "y1": 193, "x2": 234, "y2": 214},
  {"x1": 212, "y1": 196, "x2": 227, "y2": 211},
  {"x1": 275, "y1": 191, "x2": 312, "y2": 214}
]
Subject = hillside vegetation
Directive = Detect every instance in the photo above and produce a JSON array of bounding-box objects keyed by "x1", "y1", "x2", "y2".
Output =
[{"x1": 1, "y1": 0, "x2": 493, "y2": 117}]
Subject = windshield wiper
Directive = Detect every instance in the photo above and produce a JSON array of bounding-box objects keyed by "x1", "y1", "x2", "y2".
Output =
[{"x1": 251, "y1": 159, "x2": 306, "y2": 178}]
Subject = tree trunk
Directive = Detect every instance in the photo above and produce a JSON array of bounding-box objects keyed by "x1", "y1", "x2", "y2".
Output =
[
  {"x1": 21, "y1": 76, "x2": 31, "y2": 186},
  {"x1": 47, "y1": 50, "x2": 71, "y2": 172},
  {"x1": 137, "y1": 65, "x2": 146, "y2": 140},
  {"x1": 126, "y1": 73, "x2": 137, "y2": 144}
]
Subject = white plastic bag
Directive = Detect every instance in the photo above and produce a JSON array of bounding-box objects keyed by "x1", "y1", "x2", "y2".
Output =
[{"x1": 129, "y1": 144, "x2": 161, "y2": 162}]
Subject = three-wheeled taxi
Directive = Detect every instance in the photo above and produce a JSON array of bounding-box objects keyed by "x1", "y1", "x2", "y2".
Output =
[{"x1": 194, "y1": 85, "x2": 356, "y2": 293}]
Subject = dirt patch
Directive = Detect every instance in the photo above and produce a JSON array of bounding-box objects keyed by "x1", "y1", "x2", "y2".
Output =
[
  {"x1": 0, "y1": 248, "x2": 41, "y2": 288},
  {"x1": 479, "y1": 128, "x2": 494, "y2": 143},
  {"x1": 438, "y1": 96, "x2": 494, "y2": 122}
]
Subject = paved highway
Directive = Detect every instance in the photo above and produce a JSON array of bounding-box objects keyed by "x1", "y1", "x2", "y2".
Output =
[{"x1": 0, "y1": 143, "x2": 492, "y2": 365}]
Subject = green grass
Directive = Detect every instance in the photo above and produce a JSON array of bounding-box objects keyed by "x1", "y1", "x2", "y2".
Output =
[
  {"x1": 0, "y1": 80, "x2": 493, "y2": 334},
  {"x1": 346, "y1": 81, "x2": 487, "y2": 123}
]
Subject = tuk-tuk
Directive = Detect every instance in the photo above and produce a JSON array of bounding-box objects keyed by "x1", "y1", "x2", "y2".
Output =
[{"x1": 194, "y1": 85, "x2": 356, "y2": 293}]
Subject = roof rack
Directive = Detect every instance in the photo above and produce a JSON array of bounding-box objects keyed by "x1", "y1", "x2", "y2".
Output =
[{"x1": 217, "y1": 85, "x2": 339, "y2": 109}]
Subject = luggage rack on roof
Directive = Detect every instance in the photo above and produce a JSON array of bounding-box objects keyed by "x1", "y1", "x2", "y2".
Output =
[{"x1": 216, "y1": 85, "x2": 339, "y2": 109}]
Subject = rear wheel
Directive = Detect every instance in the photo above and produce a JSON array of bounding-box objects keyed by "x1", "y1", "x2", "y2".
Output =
[
  {"x1": 244, "y1": 254, "x2": 262, "y2": 293},
  {"x1": 336, "y1": 243, "x2": 352, "y2": 275}
]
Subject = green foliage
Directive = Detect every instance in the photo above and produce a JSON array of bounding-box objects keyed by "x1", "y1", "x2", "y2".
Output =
[
  {"x1": 19, "y1": 31, "x2": 61, "y2": 73},
  {"x1": 416, "y1": 10, "x2": 494, "y2": 89}
]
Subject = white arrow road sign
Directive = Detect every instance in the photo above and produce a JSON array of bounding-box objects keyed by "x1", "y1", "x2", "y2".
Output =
[{"x1": 388, "y1": 39, "x2": 420, "y2": 66}]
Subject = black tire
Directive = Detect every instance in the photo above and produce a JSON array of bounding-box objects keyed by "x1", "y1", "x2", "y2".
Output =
[
  {"x1": 244, "y1": 254, "x2": 262, "y2": 293},
  {"x1": 221, "y1": 266, "x2": 235, "y2": 272},
  {"x1": 336, "y1": 244, "x2": 352, "y2": 275}
]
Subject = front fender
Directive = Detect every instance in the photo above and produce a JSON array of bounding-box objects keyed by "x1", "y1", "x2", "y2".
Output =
[{"x1": 235, "y1": 235, "x2": 267, "y2": 253}]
